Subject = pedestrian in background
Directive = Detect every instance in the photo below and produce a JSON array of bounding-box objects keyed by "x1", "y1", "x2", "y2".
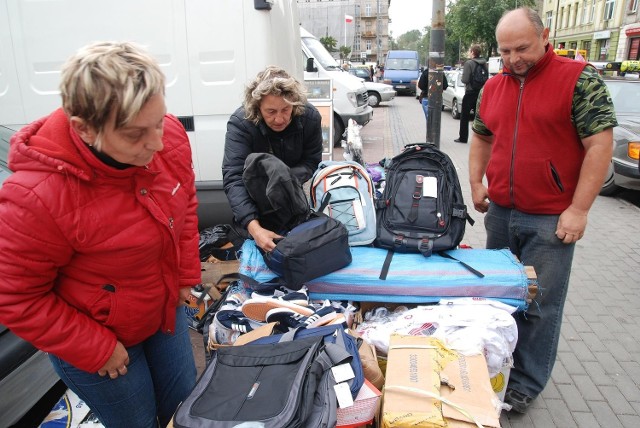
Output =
[
  {"x1": 455, "y1": 44, "x2": 487, "y2": 143},
  {"x1": 0, "y1": 41, "x2": 201, "y2": 427},
  {"x1": 223, "y1": 66, "x2": 323, "y2": 253},
  {"x1": 417, "y1": 66, "x2": 447, "y2": 141},
  {"x1": 468, "y1": 7, "x2": 616, "y2": 413}
]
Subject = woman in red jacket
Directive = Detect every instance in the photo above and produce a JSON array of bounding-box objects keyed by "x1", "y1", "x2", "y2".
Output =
[{"x1": 0, "y1": 42, "x2": 201, "y2": 427}]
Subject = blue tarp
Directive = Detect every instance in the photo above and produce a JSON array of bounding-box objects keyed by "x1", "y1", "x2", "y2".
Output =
[{"x1": 239, "y1": 241, "x2": 532, "y2": 311}]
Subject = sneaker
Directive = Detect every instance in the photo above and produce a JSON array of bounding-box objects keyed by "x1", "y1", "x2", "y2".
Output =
[
  {"x1": 504, "y1": 388, "x2": 534, "y2": 413},
  {"x1": 210, "y1": 309, "x2": 261, "y2": 345},
  {"x1": 250, "y1": 288, "x2": 309, "y2": 306},
  {"x1": 265, "y1": 306, "x2": 338, "y2": 330},
  {"x1": 241, "y1": 298, "x2": 314, "y2": 322}
]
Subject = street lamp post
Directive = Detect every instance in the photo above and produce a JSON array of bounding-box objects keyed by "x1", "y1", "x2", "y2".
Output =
[{"x1": 427, "y1": 0, "x2": 445, "y2": 148}]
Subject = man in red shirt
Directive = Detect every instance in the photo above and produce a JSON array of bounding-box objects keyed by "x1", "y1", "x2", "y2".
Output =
[{"x1": 469, "y1": 7, "x2": 616, "y2": 413}]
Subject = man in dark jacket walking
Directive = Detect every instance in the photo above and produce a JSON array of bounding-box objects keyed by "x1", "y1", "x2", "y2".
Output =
[
  {"x1": 223, "y1": 66, "x2": 323, "y2": 252},
  {"x1": 455, "y1": 44, "x2": 487, "y2": 143}
]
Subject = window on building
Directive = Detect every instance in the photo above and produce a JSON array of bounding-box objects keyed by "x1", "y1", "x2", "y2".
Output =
[
  {"x1": 572, "y1": 3, "x2": 579, "y2": 27},
  {"x1": 590, "y1": 0, "x2": 595, "y2": 22},
  {"x1": 354, "y1": 38, "x2": 360, "y2": 51},
  {"x1": 604, "y1": 0, "x2": 615, "y2": 20},
  {"x1": 629, "y1": 38, "x2": 639, "y2": 60},
  {"x1": 629, "y1": 0, "x2": 638, "y2": 13},
  {"x1": 566, "y1": 4, "x2": 571, "y2": 27},
  {"x1": 599, "y1": 38, "x2": 610, "y2": 61},
  {"x1": 559, "y1": 7, "x2": 564, "y2": 28},
  {"x1": 581, "y1": 0, "x2": 588, "y2": 24},
  {"x1": 366, "y1": 40, "x2": 372, "y2": 51},
  {"x1": 546, "y1": 11, "x2": 553, "y2": 29},
  {"x1": 365, "y1": 3, "x2": 372, "y2": 16},
  {"x1": 583, "y1": 41, "x2": 591, "y2": 59}
]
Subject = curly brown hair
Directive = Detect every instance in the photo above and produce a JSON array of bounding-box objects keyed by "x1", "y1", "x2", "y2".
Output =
[{"x1": 243, "y1": 66, "x2": 307, "y2": 124}]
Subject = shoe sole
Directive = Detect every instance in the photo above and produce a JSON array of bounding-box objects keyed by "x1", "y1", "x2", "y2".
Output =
[{"x1": 242, "y1": 299, "x2": 314, "y2": 322}]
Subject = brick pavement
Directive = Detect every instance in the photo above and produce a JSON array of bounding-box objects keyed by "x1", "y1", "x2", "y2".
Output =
[{"x1": 356, "y1": 95, "x2": 640, "y2": 427}]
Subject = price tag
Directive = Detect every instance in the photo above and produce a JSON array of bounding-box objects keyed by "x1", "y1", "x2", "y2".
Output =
[
  {"x1": 334, "y1": 382, "x2": 354, "y2": 408},
  {"x1": 423, "y1": 176, "x2": 438, "y2": 198},
  {"x1": 331, "y1": 363, "x2": 355, "y2": 383}
]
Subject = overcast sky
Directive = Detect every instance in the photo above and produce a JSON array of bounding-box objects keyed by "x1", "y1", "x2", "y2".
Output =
[{"x1": 388, "y1": 0, "x2": 432, "y2": 37}]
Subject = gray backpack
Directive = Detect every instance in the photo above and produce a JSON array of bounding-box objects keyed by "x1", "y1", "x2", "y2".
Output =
[{"x1": 174, "y1": 334, "x2": 345, "y2": 428}]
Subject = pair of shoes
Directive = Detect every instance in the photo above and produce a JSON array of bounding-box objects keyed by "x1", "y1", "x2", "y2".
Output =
[
  {"x1": 242, "y1": 297, "x2": 314, "y2": 322},
  {"x1": 250, "y1": 288, "x2": 309, "y2": 306},
  {"x1": 504, "y1": 388, "x2": 534, "y2": 413},
  {"x1": 453, "y1": 138, "x2": 467, "y2": 143},
  {"x1": 209, "y1": 309, "x2": 263, "y2": 345},
  {"x1": 265, "y1": 306, "x2": 339, "y2": 331}
]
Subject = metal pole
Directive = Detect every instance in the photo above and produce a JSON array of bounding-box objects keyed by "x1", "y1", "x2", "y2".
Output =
[{"x1": 426, "y1": 0, "x2": 445, "y2": 148}]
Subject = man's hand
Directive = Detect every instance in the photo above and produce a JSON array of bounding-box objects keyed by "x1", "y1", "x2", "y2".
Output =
[
  {"x1": 470, "y1": 182, "x2": 490, "y2": 213},
  {"x1": 178, "y1": 287, "x2": 191, "y2": 306},
  {"x1": 555, "y1": 205, "x2": 588, "y2": 244},
  {"x1": 247, "y1": 220, "x2": 283, "y2": 252},
  {"x1": 98, "y1": 341, "x2": 130, "y2": 379}
]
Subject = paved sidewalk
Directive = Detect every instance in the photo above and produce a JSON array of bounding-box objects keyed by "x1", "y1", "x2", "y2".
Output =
[{"x1": 354, "y1": 96, "x2": 640, "y2": 427}]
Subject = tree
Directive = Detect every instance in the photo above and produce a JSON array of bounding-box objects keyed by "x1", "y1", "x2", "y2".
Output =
[
  {"x1": 339, "y1": 45, "x2": 352, "y2": 62},
  {"x1": 446, "y1": 0, "x2": 536, "y2": 58},
  {"x1": 320, "y1": 36, "x2": 337, "y2": 53}
]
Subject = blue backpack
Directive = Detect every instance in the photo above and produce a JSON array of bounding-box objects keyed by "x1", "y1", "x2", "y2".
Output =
[{"x1": 310, "y1": 160, "x2": 377, "y2": 246}]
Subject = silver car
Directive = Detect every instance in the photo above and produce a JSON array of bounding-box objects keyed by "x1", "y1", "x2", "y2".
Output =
[
  {"x1": 600, "y1": 77, "x2": 640, "y2": 195},
  {"x1": 443, "y1": 70, "x2": 469, "y2": 119}
]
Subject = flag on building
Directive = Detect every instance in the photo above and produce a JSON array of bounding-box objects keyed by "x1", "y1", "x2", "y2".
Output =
[{"x1": 345, "y1": 14, "x2": 354, "y2": 23}]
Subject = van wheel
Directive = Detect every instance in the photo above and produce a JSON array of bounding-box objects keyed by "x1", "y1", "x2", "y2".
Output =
[
  {"x1": 451, "y1": 99, "x2": 460, "y2": 119},
  {"x1": 367, "y1": 92, "x2": 381, "y2": 107},
  {"x1": 333, "y1": 115, "x2": 345, "y2": 147}
]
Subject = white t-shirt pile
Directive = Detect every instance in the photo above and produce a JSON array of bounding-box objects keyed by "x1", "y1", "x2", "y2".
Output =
[{"x1": 355, "y1": 298, "x2": 518, "y2": 377}]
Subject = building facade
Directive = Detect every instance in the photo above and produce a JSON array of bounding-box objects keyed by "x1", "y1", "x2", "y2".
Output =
[
  {"x1": 297, "y1": 0, "x2": 391, "y2": 65},
  {"x1": 542, "y1": 0, "x2": 640, "y2": 62}
]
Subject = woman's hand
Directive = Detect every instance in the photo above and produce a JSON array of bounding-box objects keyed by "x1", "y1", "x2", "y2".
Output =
[
  {"x1": 247, "y1": 220, "x2": 283, "y2": 252},
  {"x1": 98, "y1": 341, "x2": 130, "y2": 379}
]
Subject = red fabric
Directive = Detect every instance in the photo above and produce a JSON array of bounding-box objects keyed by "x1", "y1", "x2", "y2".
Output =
[
  {"x1": 0, "y1": 109, "x2": 200, "y2": 373},
  {"x1": 479, "y1": 47, "x2": 587, "y2": 214}
]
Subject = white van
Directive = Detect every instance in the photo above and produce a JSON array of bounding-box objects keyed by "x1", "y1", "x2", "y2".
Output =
[
  {"x1": 301, "y1": 27, "x2": 373, "y2": 146},
  {"x1": 0, "y1": 0, "x2": 305, "y2": 229}
]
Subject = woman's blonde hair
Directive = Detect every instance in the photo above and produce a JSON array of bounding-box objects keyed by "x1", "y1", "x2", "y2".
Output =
[
  {"x1": 60, "y1": 41, "x2": 165, "y2": 149},
  {"x1": 243, "y1": 66, "x2": 307, "y2": 124}
]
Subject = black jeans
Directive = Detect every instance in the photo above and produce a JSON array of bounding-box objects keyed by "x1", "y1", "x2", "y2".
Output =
[{"x1": 458, "y1": 90, "x2": 479, "y2": 142}]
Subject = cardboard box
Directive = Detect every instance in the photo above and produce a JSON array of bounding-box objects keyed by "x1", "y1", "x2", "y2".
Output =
[
  {"x1": 381, "y1": 335, "x2": 501, "y2": 428},
  {"x1": 337, "y1": 379, "x2": 382, "y2": 427}
]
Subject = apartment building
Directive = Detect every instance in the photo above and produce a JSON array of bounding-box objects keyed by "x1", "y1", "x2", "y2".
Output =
[
  {"x1": 297, "y1": 0, "x2": 391, "y2": 65},
  {"x1": 542, "y1": 0, "x2": 640, "y2": 62}
]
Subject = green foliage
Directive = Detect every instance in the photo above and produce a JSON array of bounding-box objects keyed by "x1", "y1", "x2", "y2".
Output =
[
  {"x1": 320, "y1": 36, "x2": 338, "y2": 52},
  {"x1": 339, "y1": 45, "x2": 352, "y2": 61},
  {"x1": 446, "y1": 0, "x2": 536, "y2": 60}
]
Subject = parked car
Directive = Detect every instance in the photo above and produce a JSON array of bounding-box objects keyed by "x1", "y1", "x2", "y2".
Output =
[
  {"x1": 364, "y1": 82, "x2": 396, "y2": 107},
  {"x1": 600, "y1": 77, "x2": 640, "y2": 195},
  {"x1": 0, "y1": 125, "x2": 62, "y2": 427},
  {"x1": 348, "y1": 67, "x2": 372, "y2": 82},
  {"x1": 443, "y1": 70, "x2": 470, "y2": 119}
]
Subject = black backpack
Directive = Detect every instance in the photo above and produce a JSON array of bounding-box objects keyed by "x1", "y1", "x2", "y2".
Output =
[
  {"x1": 374, "y1": 143, "x2": 474, "y2": 257},
  {"x1": 242, "y1": 152, "x2": 310, "y2": 233},
  {"x1": 469, "y1": 59, "x2": 488, "y2": 91}
]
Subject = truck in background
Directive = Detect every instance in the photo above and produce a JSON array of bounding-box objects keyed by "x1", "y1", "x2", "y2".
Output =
[
  {"x1": 301, "y1": 27, "x2": 373, "y2": 146},
  {"x1": 382, "y1": 50, "x2": 420, "y2": 95},
  {"x1": 1, "y1": 0, "x2": 362, "y2": 230}
]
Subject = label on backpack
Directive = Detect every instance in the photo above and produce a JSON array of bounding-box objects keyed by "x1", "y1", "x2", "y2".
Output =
[
  {"x1": 335, "y1": 382, "x2": 355, "y2": 408},
  {"x1": 332, "y1": 362, "x2": 356, "y2": 383},
  {"x1": 423, "y1": 176, "x2": 438, "y2": 198}
]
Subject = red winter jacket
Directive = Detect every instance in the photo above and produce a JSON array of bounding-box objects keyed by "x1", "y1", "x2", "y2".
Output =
[
  {"x1": 479, "y1": 47, "x2": 587, "y2": 214},
  {"x1": 0, "y1": 109, "x2": 201, "y2": 373}
]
